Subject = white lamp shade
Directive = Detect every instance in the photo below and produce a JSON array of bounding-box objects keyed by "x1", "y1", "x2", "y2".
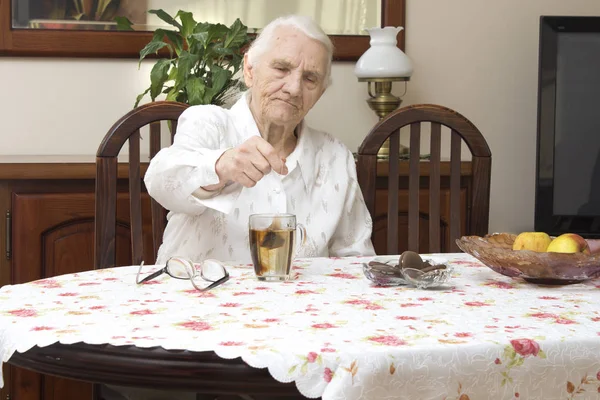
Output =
[{"x1": 355, "y1": 26, "x2": 413, "y2": 79}]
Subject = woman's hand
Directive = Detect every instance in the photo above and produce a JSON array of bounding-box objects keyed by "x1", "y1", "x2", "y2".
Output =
[{"x1": 211, "y1": 136, "x2": 288, "y2": 189}]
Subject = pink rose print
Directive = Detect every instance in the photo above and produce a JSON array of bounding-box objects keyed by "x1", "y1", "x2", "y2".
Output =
[
  {"x1": 321, "y1": 348, "x2": 336, "y2": 353},
  {"x1": 31, "y1": 326, "x2": 54, "y2": 331},
  {"x1": 323, "y1": 367, "x2": 333, "y2": 382},
  {"x1": 78, "y1": 282, "x2": 101, "y2": 286},
  {"x1": 530, "y1": 312, "x2": 559, "y2": 319},
  {"x1": 345, "y1": 299, "x2": 383, "y2": 310},
  {"x1": 233, "y1": 292, "x2": 255, "y2": 296},
  {"x1": 396, "y1": 316, "x2": 418, "y2": 320},
  {"x1": 178, "y1": 321, "x2": 212, "y2": 331},
  {"x1": 597, "y1": 371, "x2": 600, "y2": 381},
  {"x1": 33, "y1": 279, "x2": 62, "y2": 288},
  {"x1": 327, "y1": 273, "x2": 357, "y2": 279},
  {"x1": 130, "y1": 309, "x2": 154, "y2": 316},
  {"x1": 417, "y1": 297, "x2": 433, "y2": 301},
  {"x1": 368, "y1": 335, "x2": 406, "y2": 346},
  {"x1": 219, "y1": 341, "x2": 244, "y2": 346},
  {"x1": 485, "y1": 281, "x2": 514, "y2": 289},
  {"x1": 591, "y1": 317, "x2": 600, "y2": 322},
  {"x1": 510, "y1": 339, "x2": 540, "y2": 357},
  {"x1": 555, "y1": 318, "x2": 576, "y2": 325},
  {"x1": 220, "y1": 303, "x2": 241, "y2": 307},
  {"x1": 8, "y1": 308, "x2": 38, "y2": 317},
  {"x1": 306, "y1": 352, "x2": 318, "y2": 363},
  {"x1": 400, "y1": 303, "x2": 422, "y2": 308},
  {"x1": 58, "y1": 292, "x2": 79, "y2": 297},
  {"x1": 295, "y1": 290, "x2": 317, "y2": 295},
  {"x1": 464, "y1": 301, "x2": 490, "y2": 307},
  {"x1": 538, "y1": 296, "x2": 559, "y2": 300},
  {"x1": 263, "y1": 318, "x2": 279, "y2": 323},
  {"x1": 312, "y1": 323, "x2": 337, "y2": 329},
  {"x1": 494, "y1": 358, "x2": 501, "y2": 365},
  {"x1": 455, "y1": 332, "x2": 473, "y2": 338},
  {"x1": 89, "y1": 306, "x2": 106, "y2": 310}
]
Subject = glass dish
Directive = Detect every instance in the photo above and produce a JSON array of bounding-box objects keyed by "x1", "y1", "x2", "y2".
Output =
[
  {"x1": 456, "y1": 233, "x2": 600, "y2": 284},
  {"x1": 363, "y1": 255, "x2": 452, "y2": 289}
]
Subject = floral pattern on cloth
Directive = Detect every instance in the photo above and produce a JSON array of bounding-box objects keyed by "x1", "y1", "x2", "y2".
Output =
[{"x1": 1, "y1": 254, "x2": 600, "y2": 399}]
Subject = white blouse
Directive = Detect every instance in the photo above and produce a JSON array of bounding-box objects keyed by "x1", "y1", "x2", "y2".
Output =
[{"x1": 144, "y1": 93, "x2": 375, "y2": 264}]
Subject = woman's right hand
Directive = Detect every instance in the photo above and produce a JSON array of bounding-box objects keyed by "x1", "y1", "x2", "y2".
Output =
[{"x1": 211, "y1": 136, "x2": 288, "y2": 189}]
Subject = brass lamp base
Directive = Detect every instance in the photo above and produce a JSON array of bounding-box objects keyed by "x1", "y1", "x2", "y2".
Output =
[{"x1": 359, "y1": 77, "x2": 410, "y2": 158}]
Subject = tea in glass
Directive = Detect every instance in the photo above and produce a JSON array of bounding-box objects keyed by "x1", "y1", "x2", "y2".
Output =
[{"x1": 248, "y1": 214, "x2": 305, "y2": 281}]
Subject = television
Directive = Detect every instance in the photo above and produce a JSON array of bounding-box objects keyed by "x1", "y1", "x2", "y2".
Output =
[{"x1": 535, "y1": 16, "x2": 600, "y2": 238}]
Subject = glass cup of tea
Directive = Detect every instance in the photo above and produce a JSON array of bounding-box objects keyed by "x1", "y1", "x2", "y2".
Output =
[{"x1": 249, "y1": 213, "x2": 307, "y2": 281}]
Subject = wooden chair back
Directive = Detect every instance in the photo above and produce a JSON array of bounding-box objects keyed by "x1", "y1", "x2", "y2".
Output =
[
  {"x1": 357, "y1": 104, "x2": 492, "y2": 254},
  {"x1": 95, "y1": 101, "x2": 189, "y2": 270}
]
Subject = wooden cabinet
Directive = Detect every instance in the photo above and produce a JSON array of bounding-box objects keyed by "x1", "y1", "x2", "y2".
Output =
[{"x1": 0, "y1": 157, "x2": 153, "y2": 400}]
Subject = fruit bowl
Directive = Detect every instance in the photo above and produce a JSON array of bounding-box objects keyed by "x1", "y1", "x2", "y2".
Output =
[{"x1": 456, "y1": 233, "x2": 600, "y2": 284}]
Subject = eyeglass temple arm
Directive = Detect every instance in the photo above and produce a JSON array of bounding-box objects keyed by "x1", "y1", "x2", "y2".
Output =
[
  {"x1": 137, "y1": 267, "x2": 167, "y2": 284},
  {"x1": 199, "y1": 272, "x2": 230, "y2": 292}
]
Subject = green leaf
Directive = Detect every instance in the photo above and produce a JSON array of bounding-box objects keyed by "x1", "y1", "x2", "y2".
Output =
[
  {"x1": 185, "y1": 77, "x2": 206, "y2": 105},
  {"x1": 514, "y1": 357, "x2": 524, "y2": 367},
  {"x1": 166, "y1": 87, "x2": 179, "y2": 102},
  {"x1": 114, "y1": 16, "x2": 134, "y2": 31},
  {"x1": 538, "y1": 350, "x2": 547, "y2": 359},
  {"x1": 300, "y1": 363, "x2": 308, "y2": 375},
  {"x1": 191, "y1": 32, "x2": 210, "y2": 49},
  {"x1": 175, "y1": 51, "x2": 200, "y2": 86},
  {"x1": 134, "y1": 87, "x2": 151, "y2": 107},
  {"x1": 175, "y1": 10, "x2": 197, "y2": 38},
  {"x1": 162, "y1": 30, "x2": 183, "y2": 56},
  {"x1": 210, "y1": 65, "x2": 232, "y2": 95},
  {"x1": 148, "y1": 9, "x2": 182, "y2": 30},
  {"x1": 288, "y1": 365, "x2": 297, "y2": 375},
  {"x1": 202, "y1": 24, "x2": 230, "y2": 48},
  {"x1": 138, "y1": 41, "x2": 168, "y2": 66},
  {"x1": 150, "y1": 59, "x2": 172, "y2": 100},
  {"x1": 225, "y1": 18, "x2": 248, "y2": 48}
]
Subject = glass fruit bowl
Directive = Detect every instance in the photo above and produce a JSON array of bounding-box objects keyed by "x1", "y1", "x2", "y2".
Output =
[{"x1": 456, "y1": 233, "x2": 600, "y2": 284}]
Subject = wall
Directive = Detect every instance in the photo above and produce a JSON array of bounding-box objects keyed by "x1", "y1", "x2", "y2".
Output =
[{"x1": 1, "y1": 0, "x2": 600, "y2": 235}]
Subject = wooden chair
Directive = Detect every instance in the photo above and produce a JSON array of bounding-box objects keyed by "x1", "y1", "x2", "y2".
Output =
[
  {"x1": 94, "y1": 101, "x2": 189, "y2": 270},
  {"x1": 356, "y1": 104, "x2": 492, "y2": 254}
]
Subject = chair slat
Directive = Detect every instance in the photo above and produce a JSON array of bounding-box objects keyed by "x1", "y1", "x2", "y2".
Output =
[
  {"x1": 128, "y1": 130, "x2": 144, "y2": 265},
  {"x1": 95, "y1": 157, "x2": 118, "y2": 270},
  {"x1": 450, "y1": 131, "x2": 462, "y2": 252},
  {"x1": 150, "y1": 121, "x2": 161, "y2": 159},
  {"x1": 408, "y1": 122, "x2": 421, "y2": 252},
  {"x1": 429, "y1": 122, "x2": 441, "y2": 253},
  {"x1": 387, "y1": 130, "x2": 400, "y2": 254},
  {"x1": 171, "y1": 120, "x2": 178, "y2": 144}
]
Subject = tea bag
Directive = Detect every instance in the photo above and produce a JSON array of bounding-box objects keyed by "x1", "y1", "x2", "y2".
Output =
[{"x1": 260, "y1": 230, "x2": 286, "y2": 249}]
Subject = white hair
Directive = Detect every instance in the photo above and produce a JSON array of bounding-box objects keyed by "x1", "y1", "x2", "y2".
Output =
[{"x1": 245, "y1": 15, "x2": 334, "y2": 86}]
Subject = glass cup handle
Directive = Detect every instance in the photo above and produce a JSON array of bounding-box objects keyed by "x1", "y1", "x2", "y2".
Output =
[{"x1": 295, "y1": 223, "x2": 307, "y2": 257}]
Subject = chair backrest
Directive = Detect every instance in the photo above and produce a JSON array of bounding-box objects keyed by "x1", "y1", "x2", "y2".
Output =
[
  {"x1": 356, "y1": 104, "x2": 492, "y2": 254},
  {"x1": 95, "y1": 101, "x2": 189, "y2": 270}
]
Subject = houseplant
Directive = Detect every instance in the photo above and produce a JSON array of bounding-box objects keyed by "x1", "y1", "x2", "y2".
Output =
[{"x1": 116, "y1": 9, "x2": 253, "y2": 107}]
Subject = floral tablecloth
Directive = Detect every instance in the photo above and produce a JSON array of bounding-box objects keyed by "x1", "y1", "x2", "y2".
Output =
[{"x1": 1, "y1": 254, "x2": 600, "y2": 399}]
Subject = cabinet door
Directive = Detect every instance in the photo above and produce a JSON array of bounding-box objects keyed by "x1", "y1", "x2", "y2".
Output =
[
  {"x1": 10, "y1": 192, "x2": 152, "y2": 400},
  {"x1": 372, "y1": 188, "x2": 467, "y2": 255}
]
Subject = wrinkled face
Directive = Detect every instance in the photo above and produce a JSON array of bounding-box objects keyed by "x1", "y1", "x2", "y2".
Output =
[{"x1": 243, "y1": 26, "x2": 329, "y2": 127}]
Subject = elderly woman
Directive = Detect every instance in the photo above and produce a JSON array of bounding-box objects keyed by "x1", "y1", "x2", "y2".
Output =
[
  {"x1": 144, "y1": 14, "x2": 375, "y2": 264},
  {"x1": 104, "y1": 14, "x2": 375, "y2": 400}
]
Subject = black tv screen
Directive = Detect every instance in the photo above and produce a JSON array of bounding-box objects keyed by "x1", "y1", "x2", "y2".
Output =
[{"x1": 535, "y1": 16, "x2": 600, "y2": 238}]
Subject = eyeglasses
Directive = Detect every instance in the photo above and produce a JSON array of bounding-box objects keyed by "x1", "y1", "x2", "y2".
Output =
[{"x1": 136, "y1": 257, "x2": 229, "y2": 292}]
